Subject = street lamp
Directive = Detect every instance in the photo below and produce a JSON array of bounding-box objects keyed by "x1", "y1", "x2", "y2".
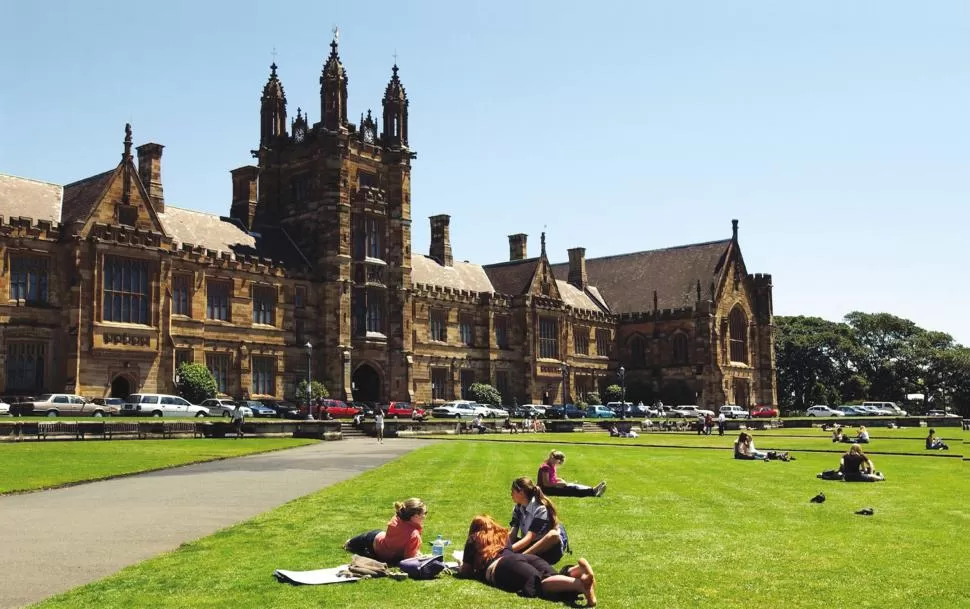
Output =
[
  {"x1": 618, "y1": 365, "x2": 626, "y2": 419},
  {"x1": 304, "y1": 341, "x2": 313, "y2": 419},
  {"x1": 561, "y1": 363, "x2": 569, "y2": 404}
]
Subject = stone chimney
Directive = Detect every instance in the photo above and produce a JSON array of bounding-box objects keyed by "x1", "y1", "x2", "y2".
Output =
[
  {"x1": 429, "y1": 214, "x2": 453, "y2": 267},
  {"x1": 567, "y1": 247, "x2": 587, "y2": 289},
  {"x1": 229, "y1": 166, "x2": 259, "y2": 231},
  {"x1": 508, "y1": 233, "x2": 528, "y2": 261},
  {"x1": 136, "y1": 143, "x2": 165, "y2": 212}
]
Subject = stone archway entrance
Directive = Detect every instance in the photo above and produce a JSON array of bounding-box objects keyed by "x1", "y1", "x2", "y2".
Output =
[
  {"x1": 733, "y1": 378, "x2": 750, "y2": 407},
  {"x1": 110, "y1": 375, "x2": 133, "y2": 399},
  {"x1": 352, "y1": 364, "x2": 382, "y2": 403}
]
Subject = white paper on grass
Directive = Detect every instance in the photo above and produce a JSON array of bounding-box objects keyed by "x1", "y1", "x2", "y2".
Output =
[{"x1": 274, "y1": 566, "x2": 360, "y2": 585}]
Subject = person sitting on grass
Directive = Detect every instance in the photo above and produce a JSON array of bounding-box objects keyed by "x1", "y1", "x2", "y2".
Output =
[
  {"x1": 471, "y1": 413, "x2": 488, "y2": 434},
  {"x1": 503, "y1": 416, "x2": 518, "y2": 434},
  {"x1": 509, "y1": 477, "x2": 569, "y2": 565},
  {"x1": 851, "y1": 426, "x2": 870, "y2": 444},
  {"x1": 734, "y1": 432, "x2": 767, "y2": 460},
  {"x1": 831, "y1": 425, "x2": 847, "y2": 443},
  {"x1": 344, "y1": 498, "x2": 427, "y2": 564},
  {"x1": 839, "y1": 444, "x2": 885, "y2": 481},
  {"x1": 537, "y1": 450, "x2": 606, "y2": 498},
  {"x1": 458, "y1": 514, "x2": 597, "y2": 607},
  {"x1": 926, "y1": 429, "x2": 949, "y2": 451}
]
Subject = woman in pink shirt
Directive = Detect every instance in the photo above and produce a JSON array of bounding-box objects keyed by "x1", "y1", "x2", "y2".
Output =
[
  {"x1": 537, "y1": 450, "x2": 605, "y2": 498},
  {"x1": 343, "y1": 498, "x2": 427, "y2": 564}
]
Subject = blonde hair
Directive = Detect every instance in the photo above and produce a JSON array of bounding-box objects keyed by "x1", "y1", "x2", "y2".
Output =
[
  {"x1": 548, "y1": 450, "x2": 565, "y2": 463},
  {"x1": 394, "y1": 498, "x2": 427, "y2": 521}
]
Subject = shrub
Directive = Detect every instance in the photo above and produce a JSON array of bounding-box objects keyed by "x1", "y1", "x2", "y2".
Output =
[
  {"x1": 469, "y1": 383, "x2": 502, "y2": 406},
  {"x1": 604, "y1": 384, "x2": 623, "y2": 403},
  {"x1": 296, "y1": 380, "x2": 329, "y2": 404},
  {"x1": 575, "y1": 400, "x2": 589, "y2": 409},
  {"x1": 585, "y1": 391, "x2": 602, "y2": 405},
  {"x1": 175, "y1": 363, "x2": 217, "y2": 404}
]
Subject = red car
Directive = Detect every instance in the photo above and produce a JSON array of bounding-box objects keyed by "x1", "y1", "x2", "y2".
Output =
[
  {"x1": 751, "y1": 405, "x2": 779, "y2": 418},
  {"x1": 303, "y1": 399, "x2": 361, "y2": 419},
  {"x1": 386, "y1": 402, "x2": 426, "y2": 419}
]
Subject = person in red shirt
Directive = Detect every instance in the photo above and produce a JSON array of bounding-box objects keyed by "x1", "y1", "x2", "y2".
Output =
[
  {"x1": 343, "y1": 498, "x2": 427, "y2": 563},
  {"x1": 537, "y1": 450, "x2": 605, "y2": 498}
]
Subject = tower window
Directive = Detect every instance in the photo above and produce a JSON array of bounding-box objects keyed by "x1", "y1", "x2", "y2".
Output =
[
  {"x1": 574, "y1": 327, "x2": 589, "y2": 355},
  {"x1": 729, "y1": 308, "x2": 748, "y2": 363},
  {"x1": 103, "y1": 256, "x2": 150, "y2": 324},
  {"x1": 538, "y1": 317, "x2": 559, "y2": 359}
]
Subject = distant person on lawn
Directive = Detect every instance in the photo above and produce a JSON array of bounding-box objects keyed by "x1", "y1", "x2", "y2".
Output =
[
  {"x1": 925, "y1": 429, "x2": 949, "y2": 451},
  {"x1": 509, "y1": 477, "x2": 569, "y2": 564},
  {"x1": 537, "y1": 450, "x2": 605, "y2": 498},
  {"x1": 232, "y1": 402, "x2": 246, "y2": 439},
  {"x1": 734, "y1": 432, "x2": 767, "y2": 460},
  {"x1": 839, "y1": 444, "x2": 885, "y2": 481},
  {"x1": 344, "y1": 498, "x2": 427, "y2": 564},
  {"x1": 375, "y1": 408, "x2": 385, "y2": 444}
]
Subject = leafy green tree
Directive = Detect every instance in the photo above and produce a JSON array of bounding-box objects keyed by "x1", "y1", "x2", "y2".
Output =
[
  {"x1": 469, "y1": 383, "x2": 502, "y2": 406},
  {"x1": 604, "y1": 384, "x2": 623, "y2": 403},
  {"x1": 296, "y1": 380, "x2": 329, "y2": 404},
  {"x1": 844, "y1": 311, "x2": 924, "y2": 400},
  {"x1": 585, "y1": 391, "x2": 602, "y2": 405},
  {"x1": 775, "y1": 316, "x2": 859, "y2": 407},
  {"x1": 175, "y1": 362, "x2": 217, "y2": 404}
]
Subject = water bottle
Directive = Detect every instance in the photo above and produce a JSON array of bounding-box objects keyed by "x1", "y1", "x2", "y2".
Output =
[{"x1": 432, "y1": 535, "x2": 445, "y2": 558}]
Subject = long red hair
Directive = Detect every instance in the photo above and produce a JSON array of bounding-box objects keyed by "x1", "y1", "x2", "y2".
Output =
[{"x1": 465, "y1": 514, "x2": 509, "y2": 573}]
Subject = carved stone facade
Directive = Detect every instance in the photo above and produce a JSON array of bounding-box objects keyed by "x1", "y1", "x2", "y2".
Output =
[{"x1": 0, "y1": 39, "x2": 776, "y2": 408}]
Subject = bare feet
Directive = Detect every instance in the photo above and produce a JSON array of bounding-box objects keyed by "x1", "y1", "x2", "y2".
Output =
[
  {"x1": 578, "y1": 558, "x2": 597, "y2": 606},
  {"x1": 594, "y1": 481, "x2": 607, "y2": 497}
]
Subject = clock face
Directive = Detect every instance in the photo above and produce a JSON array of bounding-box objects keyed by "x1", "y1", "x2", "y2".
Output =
[
  {"x1": 294, "y1": 127, "x2": 306, "y2": 143},
  {"x1": 362, "y1": 127, "x2": 375, "y2": 144}
]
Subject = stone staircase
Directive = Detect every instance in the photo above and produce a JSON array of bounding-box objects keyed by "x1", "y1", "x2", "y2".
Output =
[
  {"x1": 582, "y1": 421, "x2": 609, "y2": 433},
  {"x1": 340, "y1": 422, "x2": 369, "y2": 439}
]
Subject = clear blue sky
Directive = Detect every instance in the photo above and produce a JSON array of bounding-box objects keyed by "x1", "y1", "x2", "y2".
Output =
[{"x1": 2, "y1": 1, "x2": 968, "y2": 344}]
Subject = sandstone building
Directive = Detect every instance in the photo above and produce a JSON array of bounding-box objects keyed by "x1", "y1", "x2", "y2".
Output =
[{"x1": 0, "y1": 39, "x2": 777, "y2": 409}]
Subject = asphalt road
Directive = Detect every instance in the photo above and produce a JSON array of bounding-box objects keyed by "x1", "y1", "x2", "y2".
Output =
[{"x1": 0, "y1": 438, "x2": 430, "y2": 609}]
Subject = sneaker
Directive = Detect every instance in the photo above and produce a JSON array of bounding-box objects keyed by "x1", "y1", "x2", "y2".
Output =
[{"x1": 594, "y1": 481, "x2": 607, "y2": 497}]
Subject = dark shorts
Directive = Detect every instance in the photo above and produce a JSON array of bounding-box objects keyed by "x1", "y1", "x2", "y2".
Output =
[
  {"x1": 345, "y1": 529, "x2": 381, "y2": 559},
  {"x1": 491, "y1": 553, "x2": 557, "y2": 598}
]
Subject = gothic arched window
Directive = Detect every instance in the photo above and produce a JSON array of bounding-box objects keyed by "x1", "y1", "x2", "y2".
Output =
[
  {"x1": 672, "y1": 333, "x2": 689, "y2": 365},
  {"x1": 729, "y1": 307, "x2": 749, "y2": 364},
  {"x1": 630, "y1": 336, "x2": 646, "y2": 368}
]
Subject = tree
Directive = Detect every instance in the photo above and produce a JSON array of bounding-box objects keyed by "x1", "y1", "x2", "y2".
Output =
[
  {"x1": 775, "y1": 316, "x2": 859, "y2": 407},
  {"x1": 469, "y1": 383, "x2": 502, "y2": 406},
  {"x1": 844, "y1": 311, "x2": 924, "y2": 400},
  {"x1": 295, "y1": 380, "x2": 329, "y2": 404},
  {"x1": 175, "y1": 362, "x2": 217, "y2": 404},
  {"x1": 585, "y1": 391, "x2": 602, "y2": 405},
  {"x1": 604, "y1": 384, "x2": 623, "y2": 403}
]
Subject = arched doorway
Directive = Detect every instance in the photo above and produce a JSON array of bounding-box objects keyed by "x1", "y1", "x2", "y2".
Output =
[
  {"x1": 110, "y1": 375, "x2": 133, "y2": 399},
  {"x1": 733, "y1": 379, "x2": 750, "y2": 407},
  {"x1": 352, "y1": 364, "x2": 382, "y2": 403}
]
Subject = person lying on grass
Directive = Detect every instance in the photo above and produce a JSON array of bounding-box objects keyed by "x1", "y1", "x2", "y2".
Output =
[
  {"x1": 537, "y1": 450, "x2": 606, "y2": 497},
  {"x1": 839, "y1": 444, "x2": 885, "y2": 482},
  {"x1": 344, "y1": 498, "x2": 427, "y2": 563},
  {"x1": 458, "y1": 514, "x2": 597, "y2": 607},
  {"x1": 509, "y1": 477, "x2": 569, "y2": 565}
]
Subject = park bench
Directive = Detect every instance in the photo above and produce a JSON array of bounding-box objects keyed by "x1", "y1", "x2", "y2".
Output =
[
  {"x1": 106, "y1": 421, "x2": 140, "y2": 439},
  {"x1": 37, "y1": 422, "x2": 81, "y2": 440},
  {"x1": 166, "y1": 421, "x2": 203, "y2": 438},
  {"x1": 16, "y1": 422, "x2": 43, "y2": 441}
]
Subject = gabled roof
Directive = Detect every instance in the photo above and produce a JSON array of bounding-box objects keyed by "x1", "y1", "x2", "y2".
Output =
[
  {"x1": 482, "y1": 258, "x2": 539, "y2": 296},
  {"x1": 550, "y1": 240, "x2": 732, "y2": 314},
  {"x1": 0, "y1": 173, "x2": 63, "y2": 223},
  {"x1": 61, "y1": 169, "x2": 115, "y2": 225},
  {"x1": 411, "y1": 255, "x2": 495, "y2": 293},
  {"x1": 556, "y1": 280, "x2": 610, "y2": 313},
  {"x1": 158, "y1": 207, "x2": 308, "y2": 267}
]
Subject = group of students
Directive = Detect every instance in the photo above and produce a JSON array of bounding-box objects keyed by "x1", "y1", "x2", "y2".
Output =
[{"x1": 343, "y1": 449, "x2": 605, "y2": 606}]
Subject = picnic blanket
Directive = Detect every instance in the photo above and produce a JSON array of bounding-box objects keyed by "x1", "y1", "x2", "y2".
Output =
[{"x1": 274, "y1": 566, "x2": 359, "y2": 585}]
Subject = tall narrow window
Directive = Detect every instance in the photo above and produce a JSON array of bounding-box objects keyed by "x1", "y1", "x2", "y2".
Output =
[
  {"x1": 431, "y1": 367, "x2": 448, "y2": 400},
  {"x1": 9, "y1": 256, "x2": 49, "y2": 304},
  {"x1": 294, "y1": 285, "x2": 307, "y2": 308},
  {"x1": 538, "y1": 317, "x2": 559, "y2": 359},
  {"x1": 673, "y1": 333, "x2": 690, "y2": 365},
  {"x1": 430, "y1": 310, "x2": 448, "y2": 342},
  {"x1": 596, "y1": 329, "x2": 612, "y2": 357},
  {"x1": 207, "y1": 280, "x2": 231, "y2": 321},
  {"x1": 630, "y1": 336, "x2": 646, "y2": 367},
  {"x1": 574, "y1": 327, "x2": 589, "y2": 355},
  {"x1": 5, "y1": 342, "x2": 46, "y2": 391},
  {"x1": 206, "y1": 353, "x2": 231, "y2": 393},
  {"x1": 103, "y1": 256, "x2": 150, "y2": 324},
  {"x1": 459, "y1": 314, "x2": 474, "y2": 346},
  {"x1": 252, "y1": 285, "x2": 276, "y2": 325},
  {"x1": 366, "y1": 291, "x2": 384, "y2": 334},
  {"x1": 366, "y1": 216, "x2": 383, "y2": 260},
  {"x1": 494, "y1": 316, "x2": 509, "y2": 349},
  {"x1": 251, "y1": 356, "x2": 276, "y2": 395},
  {"x1": 460, "y1": 369, "x2": 476, "y2": 399},
  {"x1": 172, "y1": 274, "x2": 191, "y2": 316},
  {"x1": 729, "y1": 308, "x2": 748, "y2": 363}
]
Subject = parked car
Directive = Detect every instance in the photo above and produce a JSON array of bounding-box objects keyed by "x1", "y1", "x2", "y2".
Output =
[
  {"x1": 605, "y1": 401, "x2": 634, "y2": 417},
  {"x1": 479, "y1": 404, "x2": 509, "y2": 418},
  {"x1": 836, "y1": 405, "x2": 867, "y2": 416},
  {"x1": 805, "y1": 405, "x2": 842, "y2": 417},
  {"x1": 508, "y1": 405, "x2": 544, "y2": 418},
  {"x1": 750, "y1": 405, "x2": 781, "y2": 418},
  {"x1": 259, "y1": 398, "x2": 301, "y2": 419},
  {"x1": 13, "y1": 393, "x2": 118, "y2": 417},
  {"x1": 318, "y1": 399, "x2": 361, "y2": 419},
  {"x1": 862, "y1": 401, "x2": 907, "y2": 416},
  {"x1": 545, "y1": 404, "x2": 586, "y2": 419},
  {"x1": 586, "y1": 405, "x2": 615, "y2": 418},
  {"x1": 387, "y1": 402, "x2": 426, "y2": 419},
  {"x1": 349, "y1": 401, "x2": 377, "y2": 416},
  {"x1": 719, "y1": 405, "x2": 749, "y2": 419},
  {"x1": 856, "y1": 404, "x2": 892, "y2": 416},
  {"x1": 122, "y1": 394, "x2": 209, "y2": 417},
  {"x1": 91, "y1": 397, "x2": 126, "y2": 410},
  {"x1": 200, "y1": 398, "x2": 241, "y2": 417},
  {"x1": 431, "y1": 402, "x2": 480, "y2": 419},
  {"x1": 236, "y1": 400, "x2": 276, "y2": 418},
  {"x1": 670, "y1": 405, "x2": 715, "y2": 418},
  {"x1": 926, "y1": 409, "x2": 960, "y2": 418},
  {"x1": 0, "y1": 399, "x2": 9, "y2": 416}
]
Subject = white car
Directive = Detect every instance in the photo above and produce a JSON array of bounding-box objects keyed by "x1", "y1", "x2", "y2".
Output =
[
  {"x1": 672, "y1": 405, "x2": 715, "y2": 418},
  {"x1": 431, "y1": 403, "x2": 481, "y2": 419},
  {"x1": 0, "y1": 400, "x2": 9, "y2": 416},
  {"x1": 806, "y1": 405, "x2": 843, "y2": 417},
  {"x1": 200, "y1": 398, "x2": 253, "y2": 418},
  {"x1": 480, "y1": 404, "x2": 509, "y2": 418},
  {"x1": 857, "y1": 405, "x2": 892, "y2": 416},
  {"x1": 121, "y1": 394, "x2": 209, "y2": 417},
  {"x1": 719, "y1": 405, "x2": 749, "y2": 419}
]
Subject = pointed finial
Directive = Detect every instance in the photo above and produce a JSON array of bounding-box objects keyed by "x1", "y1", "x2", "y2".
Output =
[
  {"x1": 331, "y1": 25, "x2": 340, "y2": 52},
  {"x1": 123, "y1": 123, "x2": 132, "y2": 159},
  {"x1": 296, "y1": 106, "x2": 302, "y2": 118},
  {"x1": 732, "y1": 218, "x2": 739, "y2": 240},
  {"x1": 540, "y1": 231, "x2": 547, "y2": 256}
]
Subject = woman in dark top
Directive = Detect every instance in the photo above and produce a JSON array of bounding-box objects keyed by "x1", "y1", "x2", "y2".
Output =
[
  {"x1": 926, "y1": 429, "x2": 949, "y2": 450},
  {"x1": 839, "y1": 444, "x2": 884, "y2": 481},
  {"x1": 509, "y1": 477, "x2": 567, "y2": 564},
  {"x1": 458, "y1": 514, "x2": 597, "y2": 606}
]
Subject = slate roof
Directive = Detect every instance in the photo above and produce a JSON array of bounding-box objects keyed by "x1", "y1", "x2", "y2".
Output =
[
  {"x1": 550, "y1": 240, "x2": 732, "y2": 314},
  {"x1": 411, "y1": 255, "x2": 495, "y2": 293},
  {"x1": 60, "y1": 170, "x2": 115, "y2": 225},
  {"x1": 482, "y1": 258, "x2": 539, "y2": 296},
  {"x1": 0, "y1": 173, "x2": 63, "y2": 223},
  {"x1": 556, "y1": 280, "x2": 610, "y2": 313},
  {"x1": 158, "y1": 207, "x2": 308, "y2": 267}
]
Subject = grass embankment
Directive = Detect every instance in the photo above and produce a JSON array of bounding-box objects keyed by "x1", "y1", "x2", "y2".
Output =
[
  {"x1": 0, "y1": 438, "x2": 317, "y2": 494},
  {"x1": 33, "y1": 439, "x2": 969, "y2": 609}
]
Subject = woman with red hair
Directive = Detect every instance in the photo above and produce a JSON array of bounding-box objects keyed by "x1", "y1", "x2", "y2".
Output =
[{"x1": 457, "y1": 514, "x2": 597, "y2": 606}]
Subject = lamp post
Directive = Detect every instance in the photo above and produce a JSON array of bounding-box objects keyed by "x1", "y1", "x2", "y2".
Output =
[
  {"x1": 304, "y1": 341, "x2": 313, "y2": 419},
  {"x1": 561, "y1": 363, "x2": 569, "y2": 404},
  {"x1": 618, "y1": 365, "x2": 626, "y2": 419}
]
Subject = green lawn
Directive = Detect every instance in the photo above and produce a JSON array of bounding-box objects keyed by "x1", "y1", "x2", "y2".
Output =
[
  {"x1": 31, "y1": 438, "x2": 968, "y2": 609},
  {"x1": 0, "y1": 438, "x2": 317, "y2": 494}
]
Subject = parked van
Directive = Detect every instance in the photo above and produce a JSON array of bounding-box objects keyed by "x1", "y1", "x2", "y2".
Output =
[
  {"x1": 719, "y1": 405, "x2": 749, "y2": 419},
  {"x1": 862, "y1": 401, "x2": 907, "y2": 416}
]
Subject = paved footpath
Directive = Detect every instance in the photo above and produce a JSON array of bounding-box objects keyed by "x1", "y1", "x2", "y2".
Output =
[{"x1": 0, "y1": 438, "x2": 429, "y2": 609}]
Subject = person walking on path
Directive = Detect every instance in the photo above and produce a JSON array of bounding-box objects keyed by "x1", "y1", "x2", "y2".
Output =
[
  {"x1": 716, "y1": 411, "x2": 726, "y2": 436},
  {"x1": 231, "y1": 402, "x2": 246, "y2": 439},
  {"x1": 375, "y1": 408, "x2": 385, "y2": 444}
]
